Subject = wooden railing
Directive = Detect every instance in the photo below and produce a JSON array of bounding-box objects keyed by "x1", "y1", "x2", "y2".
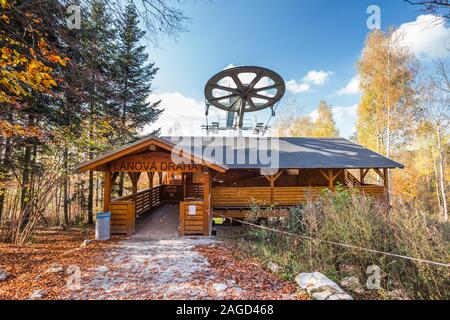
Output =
[
  {"x1": 112, "y1": 185, "x2": 163, "y2": 218},
  {"x1": 345, "y1": 171, "x2": 362, "y2": 187},
  {"x1": 211, "y1": 185, "x2": 386, "y2": 208}
]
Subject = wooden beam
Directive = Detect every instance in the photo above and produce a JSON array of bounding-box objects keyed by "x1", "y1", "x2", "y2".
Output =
[
  {"x1": 383, "y1": 168, "x2": 389, "y2": 188},
  {"x1": 203, "y1": 170, "x2": 211, "y2": 236},
  {"x1": 264, "y1": 170, "x2": 285, "y2": 204},
  {"x1": 360, "y1": 169, "x2": 370, "y2": 184},
  {"x1": 158, "y1": 172, "x2": 163, "y2": 185},
  {"x1": 373, "y1": 168, "x2": 384, "y2": 181},
  {"x1": 319, "y1": 169, "x2": 330, "y2": 181},
  {"x1": 331, "y1": 169, "x2": 343, "y2": 182},
  {"x1": 328, "y1": 169, "x2": 334, "y2": 189},
  {"x1": 274, "y1": 169, "x2": 285, "y2": 181},
  {"x1": 147, "y1": 172, "x2": 154, "y2": 189}
]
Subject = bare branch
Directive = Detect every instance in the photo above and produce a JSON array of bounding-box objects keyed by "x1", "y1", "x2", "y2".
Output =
[{"x1": 404, "y1": 0, "x2": 450, "y2": 20}]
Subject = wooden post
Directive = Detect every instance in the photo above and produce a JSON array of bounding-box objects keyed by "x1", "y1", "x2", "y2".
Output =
[
  {"x1": 147, "y1": 172, "x2": 154, "y2": 189},
  {"x1": 103, "y1": 169, "x2": 112, "y2": 212},
  {"x1": 128, "y1": 172, "x2": 140, "y2": 201},
  {"x1": 328, "y1": 169, "x2": 334, "y2": 190},
  {"x1": 383, "y1": 168, "x2": 390, "y2": 204},
  {"x1": 182, "y1": 173, "x2": 186, "y2": 201},
  {"x1": 269, "y1": 176, "x2": 275, "y2": 204},
  {"x1": 264, "y1": 170, "x2": 285, "y2": 205},
  {"x1": 203, "y1": 169, "x2": 211, "y2": 236}
]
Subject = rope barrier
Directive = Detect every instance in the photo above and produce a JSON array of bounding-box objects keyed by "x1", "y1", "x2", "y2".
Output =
[{"x1": 216, "y1": 214, "x2": 450, "y2": 268}]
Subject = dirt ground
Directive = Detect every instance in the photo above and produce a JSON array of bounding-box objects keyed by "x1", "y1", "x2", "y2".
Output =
[{"x1": 0, "y1": 227, "x2": 307, "y2": 300}]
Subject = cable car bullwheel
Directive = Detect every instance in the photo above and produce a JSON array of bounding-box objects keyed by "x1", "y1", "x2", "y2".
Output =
[{"x1": 204, "y1": 66, "x2": 285, "y2": 129}]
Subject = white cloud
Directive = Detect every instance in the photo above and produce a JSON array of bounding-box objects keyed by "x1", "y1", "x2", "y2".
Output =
[
  {"x1": 224, "y1": 63, "x2": 236, "y2": 70},
  {"x1": 308, "y1": 104, "x2": 358, "y2": 138},
  {"x1": 303, "y1": 70, "x2": 334, "y2": 85},
  {"x1": 286, "y1": 69, "x2": 333, "y2": 94},
  {"x1": 395, "y1": 14, "x2": 450, "y2": 60},
  {"x1": 286, "y1": 80, "x2": 311, "y2": 94},
  {"x1": 336, "y1": 75, "x2": 360, "y2": 96},
  {"x1": 144, "y1": 92, "x2": 220, "y2": 136}
]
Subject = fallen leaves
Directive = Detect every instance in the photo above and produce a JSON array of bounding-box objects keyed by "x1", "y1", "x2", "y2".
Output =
[
  {"x1": 0, "y1": 227, "x2": 122, "y2": 300},
  {"x1": 196, "y1": 243, "x2": 309, "y2": 300}
]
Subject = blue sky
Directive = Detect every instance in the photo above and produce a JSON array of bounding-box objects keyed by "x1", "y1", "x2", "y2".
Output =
[{"x1": 143, "y1": 0, "x2": 450, "y2": 137}]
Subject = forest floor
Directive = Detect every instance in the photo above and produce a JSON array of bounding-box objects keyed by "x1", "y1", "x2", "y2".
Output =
[{"x1": 0, "y1": 228, "x2": 307, "y2": 300}]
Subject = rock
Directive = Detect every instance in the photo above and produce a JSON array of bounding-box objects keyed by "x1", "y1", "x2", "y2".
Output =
[
  {"x1": 0, "y1": 269, "x2": 10, "y2": 281},
  {"x1": 388, "y1": 289, "x2": 410, "y2": 300},
  {"x1": 80, "y1": 239, "x2": 92, "y2": 247},
  {"x1": 340, "y1": 276, "x2": 365, "y2": 294},
  {"x1": 46, "y1": 264, "x2": 64, "y2": 273},
  {"x1": 267, "y1": 261, "x2": 281, "y2": 273},
  {"x1": 311, "y1": 288, "x2": 336, "y2": 300},
  {"x1": 29, "y1": 289, "x2": 47, "y2": 300},
  {"x1": 295, "y1": 272, "x2": 353, "y2": 300},
  {"x1": 327, "y1": 293, "x2": 354, "y2": 300},
  {"x1": 212, "y1": 283, "x2": 228, "y2": 292}
]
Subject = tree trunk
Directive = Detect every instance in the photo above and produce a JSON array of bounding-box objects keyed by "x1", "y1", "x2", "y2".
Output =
[
  {"x1": 436, "y1": 129, "x2": 448, "y2": 221},
  {"x1": 0, "y1": 137, "x2": 12, "y2": 220},
  {"x1": 433, "y1": 159, "x2": 442, "y2": 212},
  {"x1": 63, "y1": 147, "x2": 69, "y2": 226},
  {"x1": 88, "y1": 169, "x2": 94, "y2": 224},
  {"x1": 20, "y1": 138, "x2": 33, "y2": 227}
]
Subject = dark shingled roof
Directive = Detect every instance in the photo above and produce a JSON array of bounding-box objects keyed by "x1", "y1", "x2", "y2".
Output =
[
  {"x1": 76, "y1": 135, "x2": 404, "y2": 171},
  {"x1": 161, "y1": 136, "x2": 404, "y2": 169}
]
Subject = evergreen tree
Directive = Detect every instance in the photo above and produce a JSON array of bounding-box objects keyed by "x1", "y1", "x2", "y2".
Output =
[
  {"x1": 113, "y1": 0, "x2": 163, "y2": 196},
  {"x1": 81, "y1": 0, "x2": 118, "y2": 223},
  {"x1": 113, "y1": 0, "x2": 162, "y2": 142}
]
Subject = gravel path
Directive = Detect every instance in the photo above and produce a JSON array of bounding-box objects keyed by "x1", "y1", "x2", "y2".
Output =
[
  {"x1": 64, "y1": 237, "x2": 247, "y2": 300},
  {"x1": 62, "y1": 205, "x2": 300, "y2": 300}
]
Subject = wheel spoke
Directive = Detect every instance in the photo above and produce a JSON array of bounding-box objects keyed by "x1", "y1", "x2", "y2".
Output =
[
  {"x1": 250, "y1": 93, "x2": 271, "y2": 101},
  {"x1": 247, "y1": 98, "x2": 257, "y2": 111},
  {"x1": 248, "y1": 71, "x2": 265, "y2": 90},
  {"x1": 231, "y1": 73, "x2": 245, "y2": 91},
  {"x1": 227, "y1": 97, "x2": 241, "y2": 111},
  {"x1": 249, "y1": 83, "x2": 282, "y2": 93},
  {"x1": 209, "y1": 93, "x2": 239, "y2": 102},
  {"x1": 208, "y1": 84, "x2": 240, "y2": 94}
]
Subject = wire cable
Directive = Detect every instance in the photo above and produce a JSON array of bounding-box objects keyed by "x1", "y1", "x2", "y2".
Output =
[{"x1": 215, "y1": 214, "x2": 450, "y2": 268}]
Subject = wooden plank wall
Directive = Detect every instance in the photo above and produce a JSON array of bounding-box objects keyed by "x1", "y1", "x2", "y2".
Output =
[
  {"x1": 211, "y1": 187, "x2": 272, "y2": 207},
  {"x1": 110, "y1": 200, "x2": 135, "y2": 235},
  {"x1": 179, "y1": 201, "x2": 205, "y2": 236},
  {"x1": 211, "y1": 185, "x2": 386, "y2": 208}
]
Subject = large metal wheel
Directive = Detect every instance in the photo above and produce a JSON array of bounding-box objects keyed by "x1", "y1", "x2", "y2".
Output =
[{"x1": 204, "y1": 66, "x2": 285, "y2": 128}]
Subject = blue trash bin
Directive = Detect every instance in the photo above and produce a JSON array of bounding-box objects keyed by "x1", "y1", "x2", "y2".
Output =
[{"x1": 95, "y1": 212, "x2": 110, "y2": 240}]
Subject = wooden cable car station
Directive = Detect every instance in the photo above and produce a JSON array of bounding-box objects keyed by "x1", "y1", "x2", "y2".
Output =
[{"x1": 76, "y1": 135, "x2": 404, "y2": 237}]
